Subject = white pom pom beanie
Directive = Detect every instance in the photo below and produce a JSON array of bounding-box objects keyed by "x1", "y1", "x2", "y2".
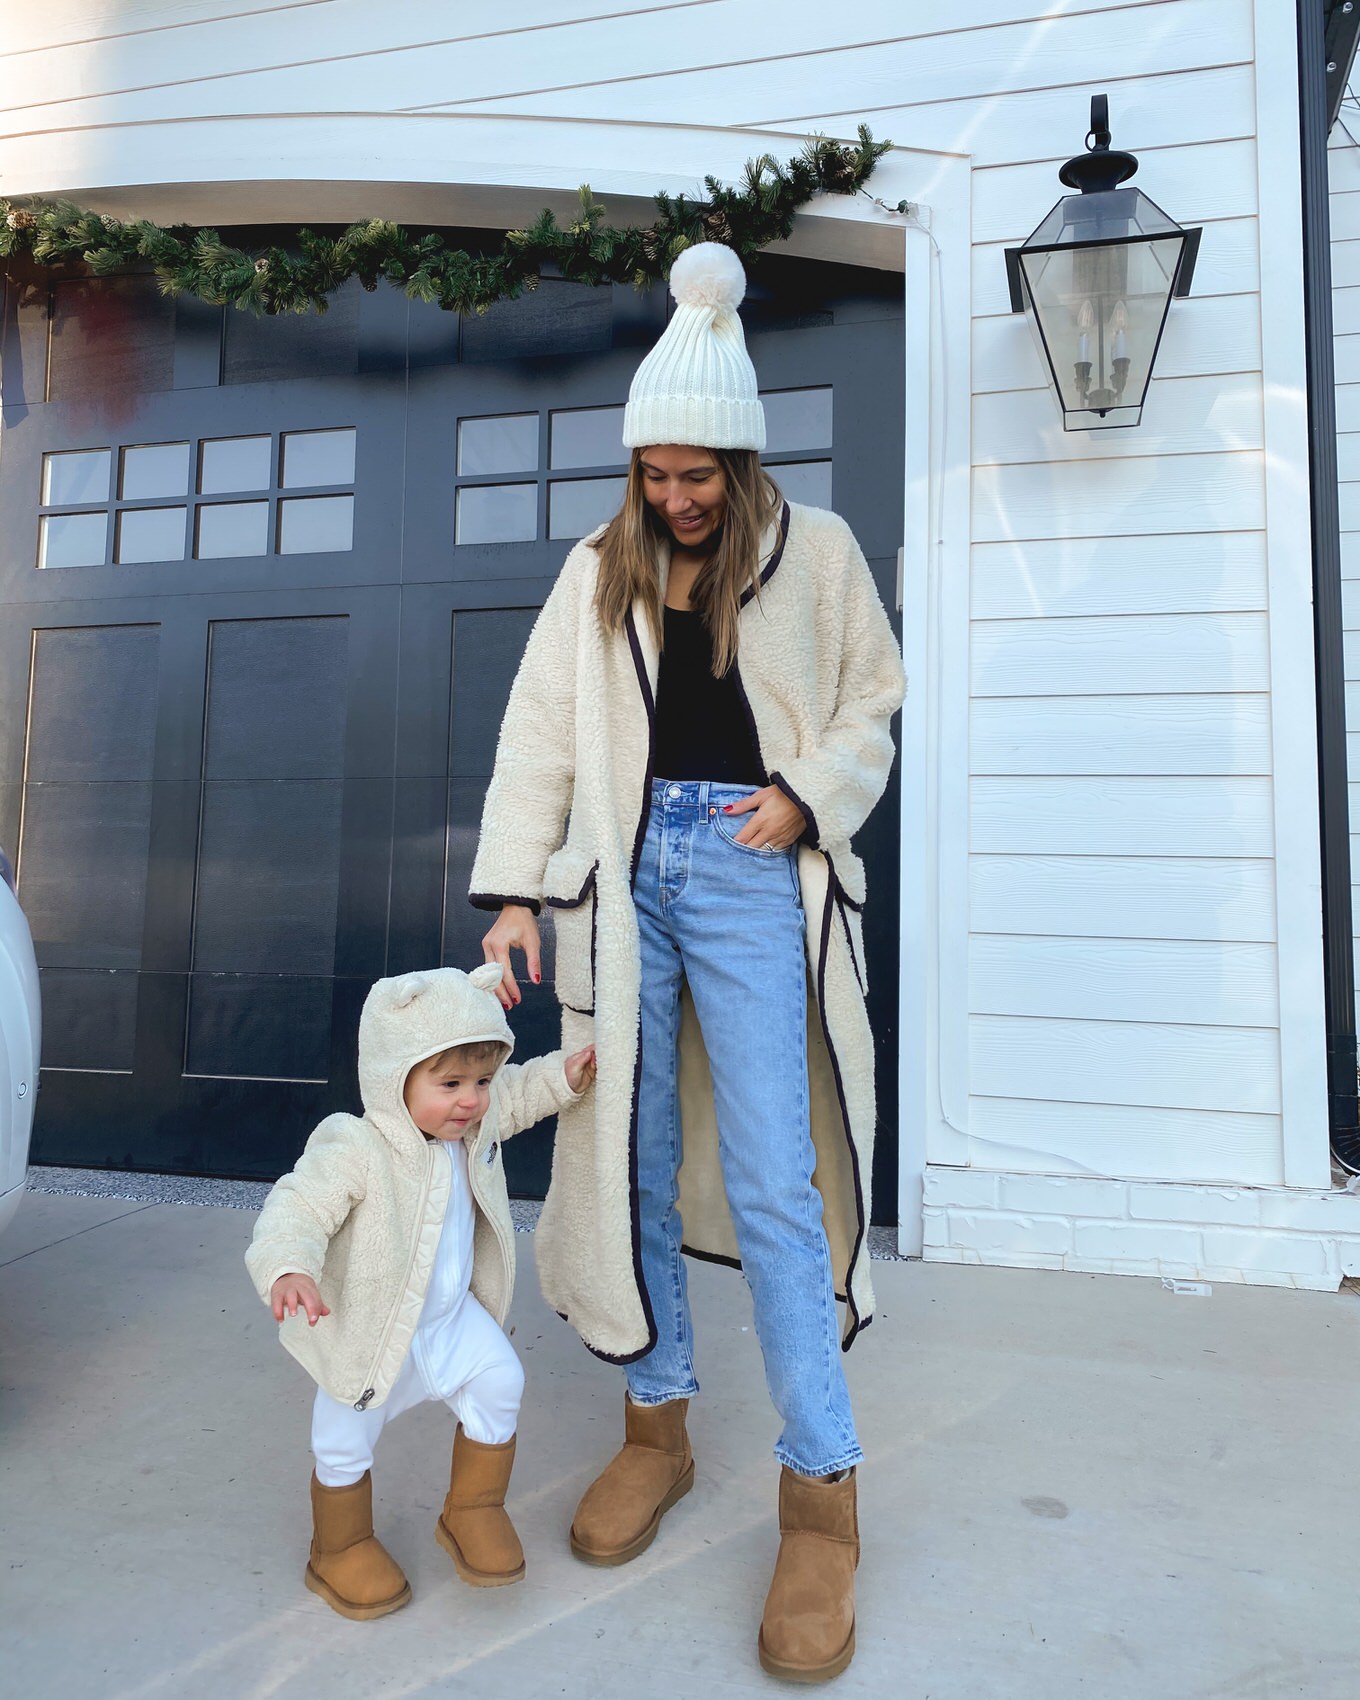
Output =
[{"x1": 622, "y1": 242, "x2": 766, "y2": 451}]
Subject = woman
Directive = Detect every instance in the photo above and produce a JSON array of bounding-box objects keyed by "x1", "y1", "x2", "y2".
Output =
[{"x1": 471, "y1": 243, "x2": 904, "y2": 1683}]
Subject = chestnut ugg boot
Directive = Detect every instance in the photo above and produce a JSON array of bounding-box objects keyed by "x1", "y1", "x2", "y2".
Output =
[
  {"x1": 304, "y1": 1471, "x2": 412, "y2": 1621},
  {"x1": 435, "y1": 1426, "x2": 526, "y2": 1587},
  {"x1": 758, "y1": 1466, "x2": 859, "y2": 1683},
  {"x1": 569, "y1": 1395, "x2": 694, "y2": 1566}
]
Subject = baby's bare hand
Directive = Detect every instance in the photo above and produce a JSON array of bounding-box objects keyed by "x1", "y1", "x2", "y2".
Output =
[
  {"x1": 271, "y1": 1273, "x2": 330, "y2": 1327},
  {"x1": 565, "y1": 1045, "x2": 597, "y2": 1093}
]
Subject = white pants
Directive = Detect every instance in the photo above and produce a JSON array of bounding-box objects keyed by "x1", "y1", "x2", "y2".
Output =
[{"x1": 312, "y1": 1293, "x2": 523, "y2": 1487}]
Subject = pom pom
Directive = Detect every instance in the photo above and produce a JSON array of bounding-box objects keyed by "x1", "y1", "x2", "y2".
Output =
[
  {"x1": 390, "y1": 972, "x2": 430, "y2": 1009},
  {"x1": 668, "y1": 242, "x2": 747, "y2": 312},
  {"x1": 469, "y1": 963, "x2": 504, "y2": 994}
]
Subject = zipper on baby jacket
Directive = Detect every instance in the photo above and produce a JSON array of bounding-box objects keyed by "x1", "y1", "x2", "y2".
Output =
[
  {"x1": 353, "y1": 1141, "x2": 438, "y2": 1411},
  {"x1": 467, "y1": 1134, "x2": 514, "y2": 1321}
]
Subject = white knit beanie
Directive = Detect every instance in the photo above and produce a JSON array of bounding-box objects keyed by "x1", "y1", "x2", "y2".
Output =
[{"x1": 622, "y1": 243, "x2": 766, "y2": 451}]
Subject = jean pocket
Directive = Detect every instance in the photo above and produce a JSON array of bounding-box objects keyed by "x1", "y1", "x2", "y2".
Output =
[
  {"x1": 710, "y1": 809, "x2": 787, "y2": 859},
  {"x1": 544, "y1": 851, "x2": 598, "y2": 1014}
]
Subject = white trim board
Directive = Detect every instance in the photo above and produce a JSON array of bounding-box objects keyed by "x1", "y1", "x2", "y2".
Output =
[{"x1": 1253, "y1": 0, "x2": 1331, "y2": 1186}]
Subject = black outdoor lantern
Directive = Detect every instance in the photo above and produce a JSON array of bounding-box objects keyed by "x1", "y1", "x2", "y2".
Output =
[{"x1": 1005, "y1": 95, "x2": 1202, "y2": 430}]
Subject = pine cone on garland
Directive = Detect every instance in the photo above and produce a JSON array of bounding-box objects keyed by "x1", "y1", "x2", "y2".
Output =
[
  {"x1": 816, "y1": 149, "x2": 859, "y2": 195},
  {"x1": 6, "y1": 208, "x2": 36, "y2": 232}
]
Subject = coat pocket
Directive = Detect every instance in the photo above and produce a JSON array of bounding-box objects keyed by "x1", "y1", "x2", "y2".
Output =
[{"x1": 543, "y1": 849, "x2": 598, "y2": 1015}]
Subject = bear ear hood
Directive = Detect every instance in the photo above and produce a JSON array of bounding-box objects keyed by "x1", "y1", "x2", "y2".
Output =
[{"x1": 357, "y1": 964, "x2": 515, "y2": 1138}]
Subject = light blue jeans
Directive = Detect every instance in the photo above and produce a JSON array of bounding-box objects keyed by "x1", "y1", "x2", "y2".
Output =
[{"x1": 625, "y1": 778, "x2": 863, "y2": 1477}]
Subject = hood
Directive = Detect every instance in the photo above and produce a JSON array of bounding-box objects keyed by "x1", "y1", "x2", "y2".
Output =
[{"x1": 358, "y1": 964, "x2": 514, "y2": 1146}]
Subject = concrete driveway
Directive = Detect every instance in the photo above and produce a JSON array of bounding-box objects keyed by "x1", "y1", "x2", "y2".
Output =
[{"x1": 3, "y1": 1179, "x2": 1358, "y2": 1700}]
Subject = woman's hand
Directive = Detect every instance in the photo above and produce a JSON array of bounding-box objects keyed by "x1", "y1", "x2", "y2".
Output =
[
  {"x1": 271, "y1": 1272, "x2": 330, "y2": 1327},
  {"x1": 723, "y1": 786, "x2": 807, "y2": 852},
  {"x1": 565, "y1": 1044, "x2": 597, "y2": 1094},
  {"x1": 482, "y1": 904, "x2": 542, "y2": 1008}
]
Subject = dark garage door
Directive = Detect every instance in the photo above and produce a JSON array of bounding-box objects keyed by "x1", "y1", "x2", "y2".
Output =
[{"x1": 0, "y1": 245, "x2": 904, "y2": 1209}]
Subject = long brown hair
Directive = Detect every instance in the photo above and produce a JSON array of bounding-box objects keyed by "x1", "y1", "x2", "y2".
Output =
[{"x1": 593, "y1": 448, "x2": 782, "y2": 677}]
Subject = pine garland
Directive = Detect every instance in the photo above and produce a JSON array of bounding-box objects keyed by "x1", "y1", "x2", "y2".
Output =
[{"x1": 0, "y1": 129, "x2": 891, "y2": 317}]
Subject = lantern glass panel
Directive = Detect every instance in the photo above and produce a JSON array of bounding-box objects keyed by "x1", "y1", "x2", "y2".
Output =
[
  {"x1": 1027, "y1": 186, "x2": 1182, "y2": 248},
  {"x1": 1018, "y1": 230, "x2": 1185, "y2": 429}
]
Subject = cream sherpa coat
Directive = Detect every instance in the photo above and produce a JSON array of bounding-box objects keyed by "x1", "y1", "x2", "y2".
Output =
[
  {"x1": 470, "y1": 501, "x2": 905, "y2": 1363},
  {"x1": 245, "y1": 965, "x2": 582, "y2": 1408}
]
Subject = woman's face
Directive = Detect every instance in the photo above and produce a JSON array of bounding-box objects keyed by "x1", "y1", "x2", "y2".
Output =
[{"x1": 639, "y1": 446, "x2": 727, "y2": 549}]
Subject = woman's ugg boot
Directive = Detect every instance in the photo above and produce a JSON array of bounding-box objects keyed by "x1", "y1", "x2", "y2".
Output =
[
  {"x1": 435, "y1": 1426, "x2": 526, "y2": 1587},
  {"x1": 569, "y1": 1395, "x2": 694, "y2": 1565},
  {"x1": 304, "y1": 1471, "x2": 412, "y2": 1621},
  {"x1": 758, "y1": 1466, "x2": 859, "y2": 1683}
]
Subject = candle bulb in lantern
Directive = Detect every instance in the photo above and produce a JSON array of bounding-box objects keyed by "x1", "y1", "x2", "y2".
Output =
[
  {"x1": 1077, "y1": 298, "x2": 1094, "y2": 364},
  {"x1": 1110, "y1": 299, "x2": 1129, "y2": 364}
]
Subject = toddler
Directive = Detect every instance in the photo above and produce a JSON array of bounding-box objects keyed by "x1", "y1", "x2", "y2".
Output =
[{"x1": 246, "y1": 962, "x2": 595, "y2": 1619}]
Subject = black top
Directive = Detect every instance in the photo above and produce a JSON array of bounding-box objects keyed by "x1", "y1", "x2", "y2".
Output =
[{"x1": 653, "y1": 605, "x2": 766, "y2": 786}]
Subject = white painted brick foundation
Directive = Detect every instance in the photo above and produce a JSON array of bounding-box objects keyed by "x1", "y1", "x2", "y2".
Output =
[{"x1": 920, "y1": 1168, "x2": 1360, "y2": 1290}]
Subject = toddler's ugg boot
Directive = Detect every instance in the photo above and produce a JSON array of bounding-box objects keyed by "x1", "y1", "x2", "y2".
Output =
[
  {"x1": 569, "y1": 1395, "x2": 694, "y2": 1565},
  {"x1": 304, "y1": 1471, "x2": 412, "y2": 1620},
  {"x1": 436, "y1": 1426, "x2": 526, "y2": 1586},
  {"x1": 758, "y1": 1466, "x2": 859, "y2": 1683}
]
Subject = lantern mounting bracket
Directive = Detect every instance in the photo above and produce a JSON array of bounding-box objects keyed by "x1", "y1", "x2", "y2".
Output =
[{"x1": 1059, "y1": 94, "x2": 1140, "y2": 195}]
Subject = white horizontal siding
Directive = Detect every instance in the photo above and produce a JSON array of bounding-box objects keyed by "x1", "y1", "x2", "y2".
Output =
[
  {"x1": 969, "y1": 935, "x2": 1279, "y2": 1025},
  {"x1": 969, "y1": 532, "x2": 1267, "y2": 619},
  {"x1": 972, "y1": 373, "x2": 1263, "y2": 467},
  {"x1": 969, "y1": 855, "x2": 1277, "y2": 943},
  {"x1": 1336, "y1": 432, "x2": 1360, "y2": 484},
  {"x1": 970, "y1": 777, "x2": 1275, "y2": 857},
  {"x1": 969, "y1": 692, "x2": 1271, "y2": 774},
  {"x1": 973, "y1": 452, "x2": 1265, "y2": 543},
  {"x1": 1336, "y1": 383, "x2": 1360, "y2": 433},
  {"x1": 970, "y1": 613, "x2": 1270, "y2": 697},
  {"x1": 0, "y1": 0, "x2": 1241, "y2": 132},
  {"x1": 1333, "y1": 238, "x2": 1360, "y2": 289},
  {"x1": 969, "y1": 1014, "x2": 1281, "y2": 1115},
  {"x1": 965, "y1": 1097, "x2": 1283, "y2": 1185},
  {"x1": 1334, "y1": 287, "x2": 1360, "y2": 337},
  {"x1": 770, "y1": 61, "x2": 1256, "y2": 171},
  {"x1": 442, "y1": 0, "x2": 1251, "y2": 127}
]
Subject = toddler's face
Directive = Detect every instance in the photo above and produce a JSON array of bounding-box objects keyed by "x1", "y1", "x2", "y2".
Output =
[{"x1": 404, "y1": 1057, "x2": 493, "y2": 1141}]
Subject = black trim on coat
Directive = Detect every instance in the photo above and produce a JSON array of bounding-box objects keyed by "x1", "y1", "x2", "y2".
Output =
[
  {"x1": 818, "y1": 852, "x2": 869, "y2": 1353},
  {"x1": 544, "y1": 863, "x2": 599, "y2": 909},
  {"x1": 470, "y1": 892, "x2": 542, "y2": 916},
  {"x1": 680, "y1": 1240, "x2": 852, "y2": 1304},
  {"x1": 768, "y1": 770, "x2": 821, "y2": 850},
  {"x1": 616, "y1": 607, "x2": 662, "y2": 1363},
  {"x1": 626, "y1": 609, "x2": 658, "y2": 888},
  {"x1": 555, "y1": 1310, "x2": 655, "y2": 1366},
  {"x1": 838, "y1": 900, "x2": 865, "y2": 998},
  {"x1": 738, "y1": 501, "x2": 792, "y2": 607},
  {"x1": 545, "y1": 859, "x2": 599, "y2": 1015}
]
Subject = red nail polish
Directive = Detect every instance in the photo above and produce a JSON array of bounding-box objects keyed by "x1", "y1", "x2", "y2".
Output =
[
  {"x1": 722, "y1": 804, "x2": 733, "y2": 812},
  {"x1": 533, "y1": 974, "x2": 541, "y2": 984}
]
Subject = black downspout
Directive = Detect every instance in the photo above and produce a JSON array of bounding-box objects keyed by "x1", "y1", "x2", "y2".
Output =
[{"x1": 1299, "y1": 0, "x2": 1360, "y2": 1169}]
